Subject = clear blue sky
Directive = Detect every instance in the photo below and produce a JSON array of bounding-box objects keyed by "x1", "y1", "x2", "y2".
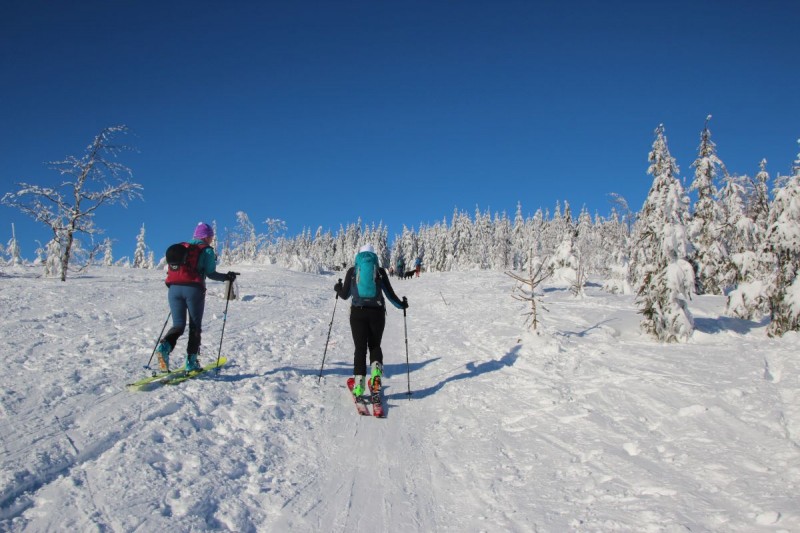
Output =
[{"x1": 1, "y1": 0, "x2": 798, "y2": 261}]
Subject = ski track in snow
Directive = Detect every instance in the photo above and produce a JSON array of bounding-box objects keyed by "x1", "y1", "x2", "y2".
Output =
[{"x1": 0, "y1": 265, "x2": 799, "y2": 532}]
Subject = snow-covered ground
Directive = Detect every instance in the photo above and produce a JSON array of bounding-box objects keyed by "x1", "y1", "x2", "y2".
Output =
[{"x1": 0, "y1": 265, "x2": 798, "y2": 532}]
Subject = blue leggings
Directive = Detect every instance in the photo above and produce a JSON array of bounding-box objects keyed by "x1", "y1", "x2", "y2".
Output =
[{"x1": 162, "y1": 284, "x2": 206, "y2": 355}]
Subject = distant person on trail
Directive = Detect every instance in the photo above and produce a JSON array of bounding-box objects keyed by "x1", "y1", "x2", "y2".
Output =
[
  {"x1": 396, "y1": 257, "x2": 405, "y2": 278},
  {"x1": 334, "y1": 244, "x2": 408, "y2": 399},
  {"x1": 155, "y1": 222, "x2": 237, "y2": 372},
  {"x1": 414, "y1": 256, "x2": 422, "y2": 277}
]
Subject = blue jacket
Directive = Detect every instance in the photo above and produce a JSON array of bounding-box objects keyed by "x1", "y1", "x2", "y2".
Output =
[{"x1": 189, "y1": 238, "x2": 227, "y2": 283}]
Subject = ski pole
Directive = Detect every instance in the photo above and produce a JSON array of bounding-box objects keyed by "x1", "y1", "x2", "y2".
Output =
[
  {"x1": 145, "y1": 311, "x2": 171, "y2": 373},
  {"x1": 318, "y1": 279, "x2": 341, "y2": 383},
  {"x1": 215, "y1": 272, "x2": 239, "y2": 375},
  {"x1": 403, "y1": 299, "x2": 411, "y2": 399}
]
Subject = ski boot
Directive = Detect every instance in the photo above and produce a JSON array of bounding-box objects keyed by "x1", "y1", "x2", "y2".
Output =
[
  {"x1": 351, "y1": 375, "x2": 366, "y2": 397},
  {"x1": 156, "y1": 342, "x2": 170, "y2": 372},
  {"x1": 185, "y1": 354, "x2": 202, "y2": 372},
  {"x1": 368, "y1": 361, "x2": 383, "y2": 394}
]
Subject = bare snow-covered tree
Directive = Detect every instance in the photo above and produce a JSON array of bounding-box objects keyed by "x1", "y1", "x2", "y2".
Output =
[
  {"x1": 1, "y1": 125, "x2": 142, "y2": 281},
  {"x1": 263, "y1": 217, "x2": 287, "y2": 260},
  {"x1": 608, "y1": 192, "x2": 635, "y2": 233},
  {"x1": 506, "y1": 256, "x2": 552, "y2": 331},
  {"x1": 230, "y1": 211, "x2": 259, "y2": 263}
]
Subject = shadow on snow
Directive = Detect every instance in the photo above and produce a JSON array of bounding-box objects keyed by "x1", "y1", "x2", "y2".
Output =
[
  {"x1": 397, "y1": 345, "x2": 521, "y2": 400},
  {"x1": 207, "y1": 347, "x2": 520, "y2": 402}
]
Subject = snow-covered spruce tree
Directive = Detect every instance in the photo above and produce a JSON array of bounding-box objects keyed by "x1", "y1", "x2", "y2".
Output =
[
  {"x1": 524, "y1": 208, "x2": 545, "y2": 271},
  {"x1": 718, "y1": 174, "x2": 757, "y2": 257},
  {"x1": 541, "y1": 202, "x2": 564, "y2": 258},
  {"x1": 550, "y1": 235, "x2": 582, "y2": 295},
  {"x1": 719, "y1": 173, "x2": 769, "y2": 318},
  {"x1": 331, "y1": 225, "x2": 346, "y2": 269},
  {"x1": 101, "y1": 238, "x2": 113, "y2": 267},
  {"x1": 7, "y1": 223, "x2": 22, "y2": 265},
  {"x1": 43, "y1": 237, "x2": 62, "y2": 278},
  {"x1": 600, "y1": 208, "x2": 632, "y2": 294},
  {"x1": 765, "y1": 143, "x2": 800, "y2": 336},
  {"x1": 633, "y1": 124, "x2": 695, "y2": 342},
  {"x1": 310, "y1": 226, "x2": 334, "y2": 271},
  {"x1": 420, "y1": 219, "x2": 448, "y2": 273},
  {"x1": 1, "y1": 126, "x2": 142, "y2": 281},
  {"x1": 397, "y1": 224, "x2": 419, "y2": 269},
  {"x1": 719, "y1": 170, "x2": 772, "y2": 319},
  {"x1": 510, "y1": 202, "x2": 526, "y2": 271},
  {"x1": 262, "y1": 217, "x2": 288, "y2": 263},
  {"x1": 723, "y1": 162, "x2": 773, "y2": 318},
  {"x1": 211, "y1": 221, "x2": 219, "y2": 253},
  {"x1": 366, "y1": 221, "x2": 390, "y2": 268},
  {"x1": 415, "y1": 224, "x2": 429, "y2": 272},
  {"x1": 688, "y1": 117, "x2": 728, "y2": 294},
  {"x1": 750, "y1": 159, "x2": 771, "y2": 233},
  {"x1": 133, "y1": 224, "x2": 148, "y2": 268},
  {"x1": 491, "y1": 211, "x2": 512, "y2": 270},
  {"x1": 342, "y1": 219, "x2": 363, "y2": 265},
  {"x1": 465, "y1": 207, "x2": 488, "y2": 269},
  {"x1": 448, "y1": 209, "x2": 472, "y2": 270},
  {"x1": 569, "y1": 207, "x2": 599, "y2": 297},
  {"x1": 228, "y1": 211, "x2": 259, "y2": 263}
]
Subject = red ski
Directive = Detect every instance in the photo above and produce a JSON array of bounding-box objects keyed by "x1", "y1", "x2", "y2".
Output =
[
  {"x1": 347, "y1": 377, "x2": 371, "y2": 416},
  {"x1": 369, "y1": 376, "x2": 385, "y2": 418}
]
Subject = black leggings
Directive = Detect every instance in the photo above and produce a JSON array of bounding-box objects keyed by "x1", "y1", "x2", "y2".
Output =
[{"x1": 349, "y1": 306, "x2": 385, "y2": 376}]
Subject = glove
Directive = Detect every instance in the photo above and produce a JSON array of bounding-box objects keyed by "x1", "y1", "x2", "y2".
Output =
[
  {"x1": 402, "y1": 296, "x2": 409, "y2": 309},
  {"x1": 226, "y1": 271, "x2": 238, "y2": 282},
  {"x1": 334, "y1": 279, "x2": 343, "y2": 293}
]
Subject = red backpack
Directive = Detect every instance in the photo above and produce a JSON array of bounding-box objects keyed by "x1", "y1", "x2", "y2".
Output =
[{"x1": 165, "y1": 242, "x2": 209, "y2": 287}]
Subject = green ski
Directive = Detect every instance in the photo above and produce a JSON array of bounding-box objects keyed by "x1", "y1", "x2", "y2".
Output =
[
  {"x1": 127, "y1": 357, "x2": 227, "y2": 391},
  {"x1": 163, "y1": 357, "x2": 227, "y2": 385}
]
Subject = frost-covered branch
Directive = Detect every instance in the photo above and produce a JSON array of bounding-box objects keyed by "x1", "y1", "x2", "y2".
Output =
[
  {"x1": 2, "y1": 125, "x2": 142, "y2": 280},
  {"x1": 506, "y1": 256, "x2": 552, "y2": 331}
]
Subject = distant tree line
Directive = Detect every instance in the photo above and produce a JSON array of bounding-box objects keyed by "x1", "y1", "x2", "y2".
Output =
[{"x1": 4, "y1": 122, "x2": 800, "y2": 339}]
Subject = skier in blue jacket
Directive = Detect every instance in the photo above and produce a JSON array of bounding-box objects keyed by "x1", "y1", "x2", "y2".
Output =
[{"x1": 156, "y1": 222, "x2": 236, "y2": 372}]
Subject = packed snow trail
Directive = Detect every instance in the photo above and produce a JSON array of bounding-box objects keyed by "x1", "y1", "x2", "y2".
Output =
[{"x1": 0, "y1": 266, "x2": 798, "y2": 531}]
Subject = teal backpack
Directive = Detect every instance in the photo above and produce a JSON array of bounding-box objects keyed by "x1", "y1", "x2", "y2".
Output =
[{"x1": 354, "y1": 251, "x2": 381, "y2": 304}]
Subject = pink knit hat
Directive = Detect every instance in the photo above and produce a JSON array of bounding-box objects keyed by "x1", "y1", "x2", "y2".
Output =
[{"x1": 193, "y1": 222, "x2": 214, "y2": 239}]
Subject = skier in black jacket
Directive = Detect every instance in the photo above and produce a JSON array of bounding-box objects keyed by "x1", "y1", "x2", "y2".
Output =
[{"x1": 334, "y1": 244, "x2": 408, "y2": 397}]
